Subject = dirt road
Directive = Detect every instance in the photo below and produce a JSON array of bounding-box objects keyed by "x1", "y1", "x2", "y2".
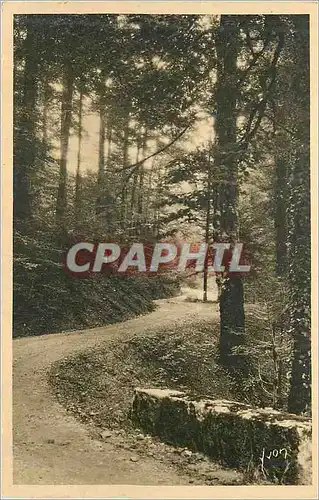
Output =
[{"x1": 13, "y1": 290, "x2": 217, "y2": 485}]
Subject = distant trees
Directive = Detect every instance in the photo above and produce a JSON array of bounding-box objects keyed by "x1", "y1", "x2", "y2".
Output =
[{"x1": 13, "y1": 13, "x2": 216, "y2": 335}]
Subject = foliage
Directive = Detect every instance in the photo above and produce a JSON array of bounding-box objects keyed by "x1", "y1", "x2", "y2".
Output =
[{"x1": 13, "y1": 14, "x2": 311, "y2": 414}]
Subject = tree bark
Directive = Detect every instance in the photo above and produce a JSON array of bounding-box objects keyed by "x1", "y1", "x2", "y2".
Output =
[
  {"x1": 214, "y1": 16, "x2": 246, "y2": 371},
  {"x1": 121, "y1": 118, "x2": 130, "y2": 232},
  {"x1": 203, "y1": 152, "x2": 212, "y2": 302},
  {"x1": 97, "y1": 103, "x2": 106, "y2": 187},
  {"x1": 287, "y1": 149, "x2": 311, "y2": 414},
  {"x1": 42, "y1": 76, "x2": 50, "y2": 148},
  {"x1": 274, "y1": 155, "x2": 288, "y2": 275},
  {"x1": 56, "y1": 62, "x2": 74, "y2": 234},
  {"x1": 137, "y1": 130, "x2": 147, "y2": 217},
  {"x1": 131, "y1": 134, "x2": 141, "y2": 213},
  {"x1": 74, "y1": 89, "x2": 83, "y2": 225},
  {"x1": 14, "y1": 18, "x2": 38, "y2": 232},
  {"x1": 106, "y1": 117, "x2": 112, "y2": 170},
  {"x1": 286, "y1": 15, "x2": 311, "y2": 414}
]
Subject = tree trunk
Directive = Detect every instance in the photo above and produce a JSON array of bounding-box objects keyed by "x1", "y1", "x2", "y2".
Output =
[
  {"x1": 214, "y1": 16, "x2": 246, "y2": 371},
  {"x1": 144, "y1": 143, "x2": 158, "y2": 233},
  {"x1": 286, "y1": 15, "x2": 311, "y2": 415},
  {"x1": 106, "y1": 117, "x2": 112, "y2": 170},
  {"x1": 131, "y1": 134, "x2": 141, "y2": 213},
  {"x1": 136, "y1": 130, "x2": 148, "y2": 238},
  {"x1": 14, "y1": 18, "x2": 38, "y2": 232},
  {"x1": 203, "y1": 152, "x2": 212, "y2": 302},
  {"x1": 272, "y1": 121, "x2": 289, "y2": 276},
  {"x1": 42, "y1": 76, "x2": 50, "y2": 148},
  {"x1": 56, "y1": 62, "x2": 74, "y2": 235},
  {"x1": 121, "y1": 119, "x2": 130, "y2": 232},
  {"x1": 74, "y1": 89, "x2": 83, "y2": 225},
  {"x1": 287, "y1": 149, "x2": 311, "y2": 414},
  {"x1": 97, "y1": 103, "x2": 106, "y2": 187},
  {"x1": 137, "y1": 130, "x2": 147, "y2": 217},
  {"x1": 274, "y1": 156, "x2": 288, "y2": 275}
]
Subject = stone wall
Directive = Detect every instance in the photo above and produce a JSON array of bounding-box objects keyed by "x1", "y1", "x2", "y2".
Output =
[{"x1": 132, "y1": 388, "x2": 312, "y2": 485}]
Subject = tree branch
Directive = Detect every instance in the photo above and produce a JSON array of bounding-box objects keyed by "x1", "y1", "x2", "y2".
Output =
[
  {"x1": 238, "y1": 37, "x2": 271, "y2": 85},
  {"x1": 239, "y1": 30, "x2": 285, "y2": 148},
  {"x1": 117, "y1": 123, "x2": 192, "y2": 173},
  {"x1": 263, "y1": 113, "x2": 298, "y2": 138}
]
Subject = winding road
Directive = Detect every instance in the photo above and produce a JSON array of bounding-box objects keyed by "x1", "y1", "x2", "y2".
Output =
[{"x1": 13, "y1": 288, "x2": 218, "y2": 485}]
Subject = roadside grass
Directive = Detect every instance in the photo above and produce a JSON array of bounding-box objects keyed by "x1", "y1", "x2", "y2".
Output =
[{"x1": 48, "y1": 313, "x2": 271, "y2": 431}]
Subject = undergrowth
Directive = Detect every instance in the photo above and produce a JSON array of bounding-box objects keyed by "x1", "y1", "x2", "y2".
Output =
[
  {"x1": 13, "y1": 268, "x2": 180, "y2": 337},
  {"x1": 49, "y1": 314, "x2": 274, "y2": 432}
]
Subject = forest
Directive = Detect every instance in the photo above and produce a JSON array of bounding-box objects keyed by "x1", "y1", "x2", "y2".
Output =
[{"x1": 13, "y1": 13, "x2": 310, "y2": 422}]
